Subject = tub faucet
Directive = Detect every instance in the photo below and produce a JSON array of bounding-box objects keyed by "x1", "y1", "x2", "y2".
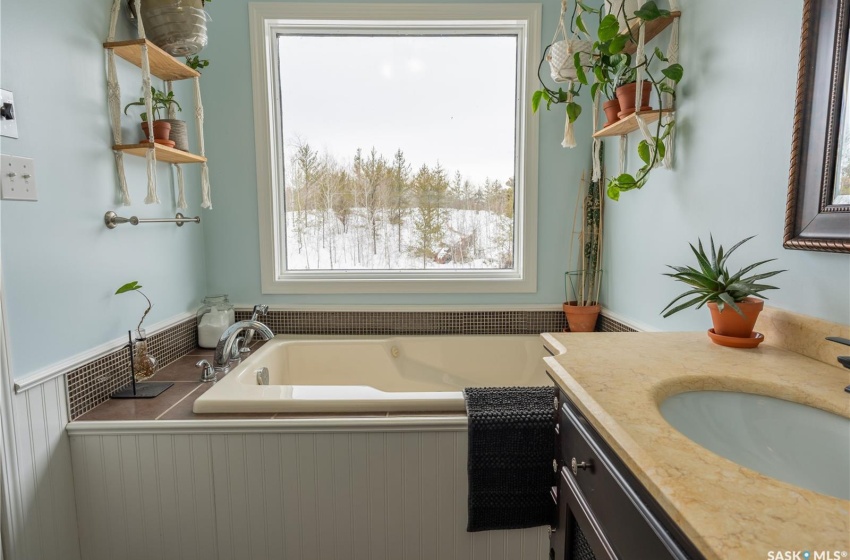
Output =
[
  {"x1": 825, "y1": 337, "x2": 850, "y2": 393},
  {"x1": 213, "y1": 320, "x2": 274, "y2": 373},
  {"x1": 240, "y1": 304, "x2": 269, "y2": 354}
]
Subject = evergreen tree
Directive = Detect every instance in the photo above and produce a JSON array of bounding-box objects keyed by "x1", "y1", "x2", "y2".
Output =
[
  {"x1": 408, "y1": 164, "x2": 448, "y2": 267},
  {"x1": 388, "y1": 149, "x2": 411, "y2": 252}
]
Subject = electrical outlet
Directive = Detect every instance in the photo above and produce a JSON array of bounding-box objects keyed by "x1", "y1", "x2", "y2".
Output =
[
  {"x1": 0, "y1": 90, "x2": 18, "y2": 139},
  {"x1": 1, "y1": 155, "x2": 37, "y2": 201}
]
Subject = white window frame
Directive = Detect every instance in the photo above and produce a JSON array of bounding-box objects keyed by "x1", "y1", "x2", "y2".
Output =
[{"x1": 249, "y1": 2, "x2": 541, "y2": 294}]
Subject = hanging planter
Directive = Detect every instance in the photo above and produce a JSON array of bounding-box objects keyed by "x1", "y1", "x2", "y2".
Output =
[
  {"x1": 547, "y1": 38, "x2": 593, "y2": 83},
  {"x1": 128, "y1": 0, "x2": 210, "y2": 57}
]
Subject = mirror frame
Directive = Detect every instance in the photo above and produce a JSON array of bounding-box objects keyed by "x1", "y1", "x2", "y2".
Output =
[{"x1": 785, "y1": 0, "x2": 850, "y2": 253}]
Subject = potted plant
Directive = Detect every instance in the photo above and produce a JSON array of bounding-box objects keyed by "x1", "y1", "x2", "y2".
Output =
[
  {"x1": 661, "y1": 236, "x2": 785, "y2": 346},
  {"x1": 124, "y1": 87, "x2": 182, "y2": 147},
  {"x1": 563, "y1": 156, "x2": 605, "y2": 332},
  {"x1": 614, "y1": 64, "x2": 652, "y2": 118},
  {"x1": 127, "y1": 0, "x2": 212, "y2": 57}
]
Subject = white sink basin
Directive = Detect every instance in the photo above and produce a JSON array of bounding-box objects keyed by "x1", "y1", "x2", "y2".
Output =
[{"x1": 660, "y1": 391, "x2": 850, "y2": 500}]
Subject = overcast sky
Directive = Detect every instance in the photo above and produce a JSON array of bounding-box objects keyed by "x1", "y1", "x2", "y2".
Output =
[{"x1": 278, "y1": 34, "x2": 517, "y2": 185}]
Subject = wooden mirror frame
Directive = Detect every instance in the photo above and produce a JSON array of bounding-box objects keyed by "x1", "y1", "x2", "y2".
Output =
[{"x1": 785, "y1": 0, "x2": 850, "y2": 253}]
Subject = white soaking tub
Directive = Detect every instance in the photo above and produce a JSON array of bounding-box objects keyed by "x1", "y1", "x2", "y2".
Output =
[{"x1": 193, "y1": 335, "x2": 550, "y2": 413}]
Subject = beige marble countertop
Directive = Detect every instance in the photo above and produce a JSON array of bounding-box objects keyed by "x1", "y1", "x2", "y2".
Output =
[{"x1": 542, "y1": 331, "x2": 850, "y2": 560}]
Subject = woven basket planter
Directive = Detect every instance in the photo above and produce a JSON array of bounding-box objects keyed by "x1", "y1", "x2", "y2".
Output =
[
  {"x1": 161, "y1": 119, "x2": 189, "y2": 151},
  {"x1": 130, "y1": 0, "x2": 209, "y2": 57}
]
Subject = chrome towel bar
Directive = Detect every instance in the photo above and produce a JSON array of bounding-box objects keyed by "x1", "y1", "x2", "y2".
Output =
[{"x1": 104, "y1": 210, "x2": 200, "y2": 229}]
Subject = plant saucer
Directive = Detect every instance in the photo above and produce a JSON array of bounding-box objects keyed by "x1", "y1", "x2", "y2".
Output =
[{"x1": 707, "y1": 329, "x2": 765, "y2": 349}]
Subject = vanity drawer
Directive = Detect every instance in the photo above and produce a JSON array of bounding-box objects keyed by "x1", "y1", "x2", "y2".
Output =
[{"x1": 559, "y1": 398, "x2": 695, "y2": 560}]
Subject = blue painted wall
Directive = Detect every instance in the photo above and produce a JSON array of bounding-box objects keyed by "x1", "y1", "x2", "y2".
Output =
[
  {"x1": 601, "y1": 0, "x2": 850, "y2": 330},
  {"x1": 4, "y1": 0, "x2": 847, "y2": 380},
  {"x1": 1, "y1": 0, "x2": 209, "y2": 378},
  {"x1": 199, "y1": 0, "x2": 588, "y2": 306}
]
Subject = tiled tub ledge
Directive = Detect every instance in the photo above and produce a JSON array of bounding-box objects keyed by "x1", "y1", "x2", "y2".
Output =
[
  {"x1": 65, "y1": 309, "x2": 639, "y2": 423},
  {"x1": 68, "y1": 342, "x2": 468, "y2": 433}
]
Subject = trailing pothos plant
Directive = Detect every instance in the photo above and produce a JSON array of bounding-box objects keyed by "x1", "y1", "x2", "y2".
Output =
[{"x1": 532, "y1": 0, "x2": 684, "y2": 201}]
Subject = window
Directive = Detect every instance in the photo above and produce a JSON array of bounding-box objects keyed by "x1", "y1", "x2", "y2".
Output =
[{"x1": 250, "y1": 4, "x2": 540, "y2": 293}]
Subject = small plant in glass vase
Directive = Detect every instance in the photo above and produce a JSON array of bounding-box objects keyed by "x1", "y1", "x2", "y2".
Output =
[
  {"x1": 532, "y1": 1, "x2": 684, "y2": 200},
  {"x1": 115, "y1": 281, "x2": 158, "y2": 380},
  {"x1": 123, "y1": 87, "x2": 182, "y2": 147},
  {"x1": 661, "y1": 236, "x2": 785, "y2": 347}
]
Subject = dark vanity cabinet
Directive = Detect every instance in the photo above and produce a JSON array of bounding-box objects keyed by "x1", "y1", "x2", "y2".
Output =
[{"x1": 549, "y1": 387, "x2": 705, "y2": 560}]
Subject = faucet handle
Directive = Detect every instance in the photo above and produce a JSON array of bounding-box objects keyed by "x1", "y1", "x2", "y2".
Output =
[
  {"x1": 196, "y1": 359, "x2": 217, "y2": 383},
  {"x1": 826, "y1": 336, "x2": 850, "y2": 346},
  {"x1": 254, "y1": 304, "x2": 269, "y2": 316}
]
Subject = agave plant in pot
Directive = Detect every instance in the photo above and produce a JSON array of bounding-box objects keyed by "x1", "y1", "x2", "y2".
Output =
[{"x1": 661, "y1": 235, "x2": 785, "y2": 347}]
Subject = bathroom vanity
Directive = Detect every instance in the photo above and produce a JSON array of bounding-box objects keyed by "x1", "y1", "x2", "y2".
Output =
[
  {"x1": 550, "y1": 387, "x2": 702, "y2": 559},
  {"x1": 542, "y1": 332, "x2": 850, "y2": 560}
]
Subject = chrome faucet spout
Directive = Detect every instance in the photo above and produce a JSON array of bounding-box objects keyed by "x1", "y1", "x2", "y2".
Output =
[{"x1": 214, "y1": 320, "x2": 274, "y2": 370}]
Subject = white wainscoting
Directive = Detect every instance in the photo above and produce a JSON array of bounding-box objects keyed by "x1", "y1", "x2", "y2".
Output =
[
  {"x1": 4, "y1": 376, "x2": 81, "y2": 560},
  {"x1": 70, "y1": 429, "x2": 548, "y2": 560}
]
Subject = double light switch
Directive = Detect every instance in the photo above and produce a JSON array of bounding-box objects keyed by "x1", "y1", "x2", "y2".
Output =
[{"x1": 0, "y1": 154, "x2": 37, "y2": 201}]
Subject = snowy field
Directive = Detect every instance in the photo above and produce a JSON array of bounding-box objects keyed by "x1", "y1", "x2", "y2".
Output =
[{"x1": 283, "y1": 208, "x2": 514, "y2": 270}]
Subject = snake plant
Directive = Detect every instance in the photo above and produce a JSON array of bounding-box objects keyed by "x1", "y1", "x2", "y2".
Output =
[{"x1": 661, "y1": 236, "x2": 785, "y2": 318}]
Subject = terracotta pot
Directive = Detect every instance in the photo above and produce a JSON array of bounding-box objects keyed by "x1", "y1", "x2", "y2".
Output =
[
  {"x1": 707, "y1": 297, "x2": 764, "y2": 338},
  {"x1": 615, "y1": 81, "x2": 652, "y2": 118},
  {"x1": 141, "y1": 120, "x2": 172, "y2": 142},
  {"x1": 563, "y1": 302, "x2": 601, "y2": 333},
  {"x1": 603, "y1": 99, "x2": 621, "y2": 126}
]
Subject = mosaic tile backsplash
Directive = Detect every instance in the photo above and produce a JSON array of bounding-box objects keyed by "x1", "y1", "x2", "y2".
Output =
[
  {"x1": 67, "y1": 318, "x2": 197, "y2": 419},
  {"x1": 67, "y1": 310, "x2": 635, "y2": 419}
]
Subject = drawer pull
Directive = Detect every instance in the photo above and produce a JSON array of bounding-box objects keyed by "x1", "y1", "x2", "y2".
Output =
[
  {"x1": 571, "y1": 457, "x2": 592, "y2": 475},
  {"x1": 553, "y1": 459, "x2": 559, "y2": 472}
]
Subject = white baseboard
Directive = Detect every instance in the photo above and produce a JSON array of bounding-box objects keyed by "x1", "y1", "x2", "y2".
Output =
[{"x1": 600, "y1": 307, "x2": 659, "y2": 332}]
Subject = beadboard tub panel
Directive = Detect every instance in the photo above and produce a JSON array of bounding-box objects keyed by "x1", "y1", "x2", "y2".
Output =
[
  {"x1": 70, "y1": 430, "x2": 548, "y2": 560},
  {"x1": 6, "y1": 376, "x2": 81, "y2": 560}
]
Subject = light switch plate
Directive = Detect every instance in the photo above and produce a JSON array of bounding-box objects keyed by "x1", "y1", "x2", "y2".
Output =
[
  {"x1": 0, "y1": 90, "x2": 18, "y2": 139},
  {"x1": 1, "y1": 155, "x2": 37, "y2": 201}
]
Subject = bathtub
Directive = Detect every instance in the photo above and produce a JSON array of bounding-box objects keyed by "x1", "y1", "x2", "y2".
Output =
[{"x1": 193, "y1": 334, "x2": 550, "y2": 413}]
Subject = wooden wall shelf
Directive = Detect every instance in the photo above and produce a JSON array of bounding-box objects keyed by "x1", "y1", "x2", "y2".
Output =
[
  {"x1": 622, "y1": 12, "x2": 681, "y2": 55},
  {"x1": 593, "y1": 109, "x2": 675, "y2": 138},
  {"x1": 113, "y1": 143, "x2": 207, "y2": 164},
  {"x1": 104, "y1": 39, "x2": 199, "y2": 81}
]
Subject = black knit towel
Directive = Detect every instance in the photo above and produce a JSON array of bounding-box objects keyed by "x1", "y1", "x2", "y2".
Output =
[{"x1": 463, "y1": 386, "x2": 557, "y2": 532}]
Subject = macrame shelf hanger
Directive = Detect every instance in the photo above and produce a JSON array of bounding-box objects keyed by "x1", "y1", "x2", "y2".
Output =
[
  {"x1": 609, "y1": 4, "x2": 681, "y2": 176},
  {"x1": 103, "y1": 0, "x2": 212, "y2": 208}
]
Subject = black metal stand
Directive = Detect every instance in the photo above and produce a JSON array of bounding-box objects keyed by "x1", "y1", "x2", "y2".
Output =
[{"x1": 111, "y1": 331, "x2": 173, "y2": 399}]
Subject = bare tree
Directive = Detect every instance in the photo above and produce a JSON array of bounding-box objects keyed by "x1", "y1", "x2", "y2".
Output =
[{"x1": 361, "y1": 147, "x2": 389, "y2": 255}]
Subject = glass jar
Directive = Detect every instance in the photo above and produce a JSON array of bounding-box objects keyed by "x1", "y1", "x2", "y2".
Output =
[
  {"x1": 197, "y1": 294, "x2": 235, "y2": 348},
  {"x1": 133, "y1": 328, "x2": 157, "y2": 380}
]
